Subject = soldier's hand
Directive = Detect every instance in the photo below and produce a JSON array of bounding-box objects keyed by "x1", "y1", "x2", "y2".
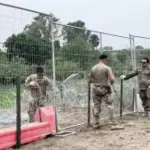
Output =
[
  {"x1": 29, "y1": 81, "x2": 39, "y2": 89},
  {"x1": 120, "y1": 75, "x2": 126, "y2": 80}
]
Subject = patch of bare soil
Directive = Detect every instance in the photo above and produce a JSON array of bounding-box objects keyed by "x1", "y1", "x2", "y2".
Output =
[{"x1": 19, "y1": 114, "x2": 150, "y2": 150}]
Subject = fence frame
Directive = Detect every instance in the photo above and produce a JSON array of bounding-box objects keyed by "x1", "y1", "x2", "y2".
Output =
[
  {"x1": 53, "y1": 21, "x2": 135, "y2": 129},
  {"x1": 129, "y1": 34, "x2": 150, "y2": 112},
  {"x1": 0, "y1": 1, "x2": 137, "y2": 134},
  {"x1": 16, "y1": 76, "x2": 21, "y2": 148}
]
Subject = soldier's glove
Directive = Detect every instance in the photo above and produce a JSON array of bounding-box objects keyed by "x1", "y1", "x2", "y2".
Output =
[
  {"x1": 29, "y1": 81, "x2": 39, "y2": 89},
  {"x1": 120, "y1": 75, "x2": 126, "y2": 80},
  {"x1": 148, "y1": 85, "x2": 150, "y2": 88}
]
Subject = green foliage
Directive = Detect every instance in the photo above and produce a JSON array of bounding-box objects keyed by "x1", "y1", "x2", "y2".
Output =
[
  {"x1": 56, "y1": 60, "x2": 80, "y2": 80},
  {"x1": 24, "y1": 13, "x2": 59, "y2": 40},
  {"x1": 2, "y1": 13, "x2": 150, "y2": 84},
  {"x1": 102, "y1": 50, "x2": 133, "y2": 76},
  {"x1": 0, "y1": 87, "x2": 16, "y2": 108},
  {"x1": 0, "y1": 52, "x2": 37, "y2": 84},
  {"x1": 62, "y1": 36, "x2": 94, "y2": 69},
  {"x1": 135, "y1": 45, "x2": 144, "y2": 50},
  {"x1": 89, "y1": 34, "x2": 100, "y2": 47},
  {"x1": 5, "y1": 33, "x2": 51, "y2": 65},
  {"x1": 3, "y1": 13, "x2": 150, "y2": 109},
  {"x1": 2, "y1": 13, "x2": 150, "y2": 109},
  {"x1": 4, "y1": 14, "x2": 60, "y2": 65},
  {"x1": 136, "y1": 49, "x2": 150, "y2": 64},
  {"x1": 122, "y1": 114, "x2": 138, "y2": 121},
  {"x1": 63, "y1": 20, "x2": 90, "y2": 42}
]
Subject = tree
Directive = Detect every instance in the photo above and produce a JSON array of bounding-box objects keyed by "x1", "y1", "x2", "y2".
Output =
[
  {"x1": 5, "y1": 33, "x2": 51, "y2": 65},
  {"x1": 103, "y1": 46, "x2": 113, "y2": 50},
  {"x1": 4, "y1": 14, "x2": 59, "y2": 65},
  {"x1": 135, "y1": 45, "x2": 144, "y2": 50},
  {"x1": 24, "y1": 13, "x2": 59, "y2": 40},
  {"x1": 115, "y1": 50, "x2": 132, "y2": 75},
  {"x1": 116, "y1": 50, "x2": 131, "y2": 64},
  {"x1": 89, "y1": 34, "x2": 99, "y2": 47},
  {"x1": 0, "y1": 51, "x2": 7, "y2": 64},
  {"x1": 54, "y1": 40, "x2": 61, "y2": 50},
  {"x1": 63, "y1": 20, "x2": 90, "y2": 42},
  {"x1": 61, "y1": 36, "x2": 94, "y2": 69}
]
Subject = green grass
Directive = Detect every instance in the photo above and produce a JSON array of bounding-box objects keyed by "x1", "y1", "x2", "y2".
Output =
[
  {"x1": 143, "y1": 127, "x2": 150, "y2": 133},
  {"x1": 0, "y1": 85, "x2": 25, "y2": 109},
  {"x1": 121, "y1": 113, "x2": 138, "y2": 121},
  {"x1": 0, "y1": 86, "x2": 16, "y2": 109},
  {"x1": 141, "y1": 118, "x2": 150, "y2": 133}
]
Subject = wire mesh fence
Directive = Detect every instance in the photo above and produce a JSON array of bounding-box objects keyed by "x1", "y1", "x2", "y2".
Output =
[
  {"x1": 100, "y1": 34, "x2": 135, "y2": 116},
  {"x1": 131, "y1": 35, "x2": 150, "y2": 68},
  {"x1": 0, "y1": 4, "x2": 54, "y2": 130},
  {"x1": 0, "y1": 2, "x2": 140, "y2": 133},
  {"x1": 129, "y1": 35, "x2": 150, "y2": 112},
  {"x1": 53, "y1": 22, "x2": 135, "y2": 128}
]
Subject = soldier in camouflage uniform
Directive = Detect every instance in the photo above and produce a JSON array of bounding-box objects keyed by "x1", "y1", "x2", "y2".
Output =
[
  {"x1": 88, "y1": 54, "x2": 115, "y2": 129},
  {"x1": 25, "y1": 67, "x2": 52, "y2": 122},
  {"x1": 120, "y1": 58, "x2": 150, "y2": 117}
]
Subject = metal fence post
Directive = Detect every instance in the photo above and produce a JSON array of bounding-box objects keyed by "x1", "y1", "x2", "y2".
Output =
[
  {"x1": 129, "y1": 34, "x2": 136, "y2": 112},
  {"x1": 132, "y1": 88, "x2": 135, "y2": 111},
  {"x1": 16, "y1": 76, "x2": 21, "y2": 148},
  {"x1": 87, "y1": 83, "x2": 91, "y2": 126},
  {"x1": 50, "y1": 17, "x2": 58, "y2": 132},
  {"x1": 132, "y1": 36, "x2": 137, "y2": 69},
  {"x1": 100, "y1": 33, "x2": 103, "y2": 50},
  {"x1": 120, "y1": 79, "x2": 123, "y2": 119},
  {"x1": 129, "y1": 34, "x2": 134, "y2": 71},
  {"x1": 131, "y1": 35, "x2": 138, "y2": 112}
]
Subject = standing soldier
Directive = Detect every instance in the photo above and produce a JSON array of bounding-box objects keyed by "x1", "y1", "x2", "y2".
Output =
[
  {"x1": 25, "y1": 66, "x2": 52, "y2": 122},
  {"x1": 120, "y1": 57, "x2": 150, "y2": 117},
  {"x1": 88, "y1": 54, "x2": 116, "y2": 129}
]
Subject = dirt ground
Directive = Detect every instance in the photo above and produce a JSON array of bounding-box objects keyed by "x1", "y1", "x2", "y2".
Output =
[{"x1": 16, "y1": 114, "x2": 150, "y2": 150}]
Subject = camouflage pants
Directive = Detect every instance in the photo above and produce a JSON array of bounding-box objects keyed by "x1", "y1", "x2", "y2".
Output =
[
  {"x1": 28, "y1": 94, "x2": 46, "y2": 123},
  {"x1": 92, "y1": 86, "x2": 114, "y2": 124},
  {"x1": 139, "y1": 87, "x2": 150, "y2": 112}
]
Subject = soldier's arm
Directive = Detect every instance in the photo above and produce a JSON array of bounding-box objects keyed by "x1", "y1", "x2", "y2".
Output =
[
  {"x1": 124, "y1": 69, "x2": 138, "y2": 80},
  {"x1": 107, "y1": 68, "x2": 115, "y2": 85},
  {"x1": 25, "y1": 75, "x2": 32, "y2": 88},
  {"x1": 45, "y1": 77, "x2": 53, "y2": 90}
]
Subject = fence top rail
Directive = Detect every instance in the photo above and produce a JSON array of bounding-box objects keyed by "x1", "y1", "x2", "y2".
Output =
[
  {"x1": 0, "y1": 2, "x2": 50, "y2": 16},
  {"x1": 0, "y1": 2, "x2": 132, "y2": 40},
  {"x1": 54, "y1": 22, "x2": 131, "y2": 39},
  {"x1": 130, "y1": 35, "x2": 150, "y2": 40}
]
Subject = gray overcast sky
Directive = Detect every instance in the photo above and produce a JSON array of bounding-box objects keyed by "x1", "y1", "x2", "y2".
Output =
[{"x1": 0, "y1": 0, "x2": 150, "y2": 48}]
